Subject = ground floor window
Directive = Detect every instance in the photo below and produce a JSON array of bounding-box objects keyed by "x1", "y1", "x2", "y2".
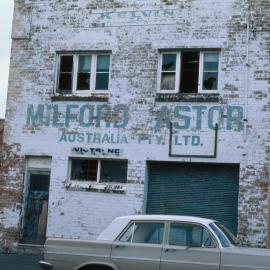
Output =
[{"x1": 70, "y1": 158, "x2": 128, "y2": 183}]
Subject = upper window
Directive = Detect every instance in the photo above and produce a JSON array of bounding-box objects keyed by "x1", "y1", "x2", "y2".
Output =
[
  {"x1": 57, "y1": 53, "x2": 111, "y2": 95},
  {"x1": 119, "y1": 222, "x2": 165, "y2": 245},
  {"x1": 169, "y1": 223, "x2": 216, "y2": 248},
  {"x1": 70, "y1": 158, "x2": 127, "y2": 183},
  {"x1": 158, "y1": 51, "x2": 220, "y2": 94}
]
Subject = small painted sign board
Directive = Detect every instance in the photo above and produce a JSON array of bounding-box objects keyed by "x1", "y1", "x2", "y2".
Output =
[
  {"x1": 169, "y1": 124, "x2": 218, "y2": 158},
  {"x1": 72, "y1": 147, "x2": 123, "y2": 157}
]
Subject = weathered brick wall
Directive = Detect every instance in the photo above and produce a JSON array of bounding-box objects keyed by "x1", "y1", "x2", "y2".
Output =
[
  {"x1": 1, "y1": 0, "x2": 269, "y2": 250},
  {"x1": 0, "y1": 120, "x2": 4, "y2": 148}
]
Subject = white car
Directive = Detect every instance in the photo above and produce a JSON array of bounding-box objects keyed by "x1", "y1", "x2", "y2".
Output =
[{"x1": 39, "y1": 215, "x2": 270, "y2": 270}]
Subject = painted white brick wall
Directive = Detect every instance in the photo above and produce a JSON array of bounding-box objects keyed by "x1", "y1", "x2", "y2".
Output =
[{"x1": 1, "y1": 0, "x2": 269, "y2": 248}]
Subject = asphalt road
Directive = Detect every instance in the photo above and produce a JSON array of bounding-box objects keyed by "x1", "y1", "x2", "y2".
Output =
[{"x1": 0, "y1": 254, "x2": 42, "y2": 270}]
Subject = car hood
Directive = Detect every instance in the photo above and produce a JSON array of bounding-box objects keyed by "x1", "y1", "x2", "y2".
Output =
[{"x1": 222, "y1": 247, "x2": 270, "y2": 269}]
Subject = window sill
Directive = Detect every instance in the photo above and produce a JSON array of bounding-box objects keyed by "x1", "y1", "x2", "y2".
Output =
[
  {"x1": 155, "y1": 93, "x2": 220, "y2": 102},
  {"x1": 65, "y1": 180, "x2": 126, "y2": 194},
  {"x1": 51, "y1": 95, "x2": 109, "y2": 102}
]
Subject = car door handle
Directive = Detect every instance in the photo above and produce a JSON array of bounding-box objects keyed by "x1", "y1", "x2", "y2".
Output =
[
  {"x1": 114, "y1": 244, "x2": 127, "y2": 248},
  {"x1": 165, "y1": 248, "x2": 177, "y2": 252}
]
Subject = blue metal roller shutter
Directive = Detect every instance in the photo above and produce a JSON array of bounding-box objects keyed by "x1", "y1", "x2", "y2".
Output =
[{"x1": 146, "y1": 162, "x2": 239, "y2": 235}]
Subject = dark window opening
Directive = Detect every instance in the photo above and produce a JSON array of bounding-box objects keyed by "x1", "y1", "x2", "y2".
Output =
[
  {"x1": 58, "y1": 55, "x2": 73, "y2": 93},
  {"x1": 100, "y1": 160, "x2": 128, "y2": 183},
  {"x1": 77, "y1": 73, "x2": 91, "y2": 90},
  {"x1": 70, "y1": 158, "x2": 128, "y2": 183},
  {"x1": 71, "y1": 159, "x2": 98, "y2": 181},
  {"x1": 180, "y1": 51, "x2": 200, "y2": 93},
  {"x1": 56, "y1": 53, "x2": 111, "y2": 95},
  {"x1": 29, "y1": 174, "x2": 50, "y2": 192}
]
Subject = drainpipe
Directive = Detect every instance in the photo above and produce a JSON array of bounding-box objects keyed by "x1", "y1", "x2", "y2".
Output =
[{"x1": 243, "y1": 15, "x2": 250, "y2": 142}]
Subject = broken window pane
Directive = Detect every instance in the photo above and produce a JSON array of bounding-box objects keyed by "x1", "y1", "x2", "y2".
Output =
[
  {"x1": 58, "y1": 55, "x2": 73, "y2": 93},
  {"x1": 180, "y1": 51, "x2": 200, "y2": 93},
  {"x1": 161, "y1": 72, "x2": 176, "y2": 90},
  {"x1": 71, "y1": 159, "x2": 98, "y2": 181},
  {"x1": 203, "y1": 52, "x2": 219, "y2": 90},
  {"x1": 162, "y1": 54, "x2": 176, "y2": 71},
  {"x1": 100, "y1": 160, "x2": 128, "y2": 183},
  {"x1": 203, "y1": 72, "x2": 218, "y2": 90}
]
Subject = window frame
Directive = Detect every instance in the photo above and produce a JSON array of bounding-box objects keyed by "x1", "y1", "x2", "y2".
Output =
[
  {"x1": 157, "y1": 52, "x2": 181, "y2": 94},
  {"x1": 198, "y1": 51, "x2": 220, "y2": 94},
  {"x1": 167, "y1": 221, "x2": 219, "y2": 249},
  {"x1": 69, "y1": 157, "x2": 128, "y2": 183},
  {"x1": 117, "y1": 220, "x2": 166, "y2": 246},
  {"x1": 56, "y1": 52, "x2": 111, "y2": 96},
  {"x1": 157, "y1": 50, "x2": 220, "y2": 94}
]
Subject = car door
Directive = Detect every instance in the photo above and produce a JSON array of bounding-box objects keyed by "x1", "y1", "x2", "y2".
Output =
[
  {"x1": 160, "y1": 222, "x2": 220, "y2": 270},
  {"x1": 111, "y1": 221, "x2": 165, "y2": 270}
]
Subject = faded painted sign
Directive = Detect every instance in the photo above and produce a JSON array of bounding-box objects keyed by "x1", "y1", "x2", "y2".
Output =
[
  {"x1": 171, "y1": 129, "x2": 217, "y2": 157},
  {"x1": 60, "y1": 132, "x2": 128, "y2": 144},
  {"x1": 72, "y1": 147, "x2": 122, "y2": 157},
  {"x1": 98, "y1": 9, "x2": 175, "y2": 20},
  {"x1": 88, "y1": 8, "x2": 179, "y2": 27},
  {"x1": 26, "y1": 104, "x2": 129, "y2": 128},
  {"x1": 26, "y1": 104, "x2": 244, "y2": 131},
  {"x1": 156, "y1": 105, "x2": 244, "y2": 131}
]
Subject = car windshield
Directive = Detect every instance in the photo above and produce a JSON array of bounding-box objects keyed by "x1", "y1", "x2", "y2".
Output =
[{"x1": 210, "y1": 222, "x2": 239, "y2": 247}]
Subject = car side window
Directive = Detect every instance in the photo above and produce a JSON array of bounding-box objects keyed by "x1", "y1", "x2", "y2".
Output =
[
  {"x1": 169, "y1": 223, "x2": 215, "y2": 248},
  {"x1": 119, "y1": 222, "x2": 164, "y2": 245}
]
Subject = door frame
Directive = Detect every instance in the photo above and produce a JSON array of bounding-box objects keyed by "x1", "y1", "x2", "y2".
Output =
[{"x1": 21, "y1": 169, "x2": 51, "y2": 244}]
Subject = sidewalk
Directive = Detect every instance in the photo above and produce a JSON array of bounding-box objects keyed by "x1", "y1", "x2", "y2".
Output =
[{"x1": 0, "y1": 254, "x2": 42, "y2": 270}]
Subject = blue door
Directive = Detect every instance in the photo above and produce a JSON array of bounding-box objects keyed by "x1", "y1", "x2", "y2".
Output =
[
  {"x1": 146, "y1": 162, "x2": 239, "y2": 235},
  {"x1": 23, "y1": 171, "x2": 50, "y2": 245}
]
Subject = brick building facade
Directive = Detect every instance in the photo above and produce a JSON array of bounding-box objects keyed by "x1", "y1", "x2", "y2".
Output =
[
  {"x1": 0, "y1": 119, "x2": 4, "y2": 168},
  {"x1": 0, "y1": 119, "x2": 4, "y2": 147},
  {"x1": 0, "y1": 0, "x2": 270, "y2": 251}
]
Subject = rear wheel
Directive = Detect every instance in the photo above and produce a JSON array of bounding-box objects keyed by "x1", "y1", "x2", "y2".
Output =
[{"x1": 78, "y1": 265, "x2": 115, "y2": 270}]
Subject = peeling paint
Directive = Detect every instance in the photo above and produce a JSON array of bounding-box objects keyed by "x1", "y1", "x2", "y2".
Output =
[{"x1": 1, "y1": 0, "x2": 270, "y2": 251}]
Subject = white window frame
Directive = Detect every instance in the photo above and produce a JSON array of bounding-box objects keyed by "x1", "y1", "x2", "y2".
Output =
[
  {"x1": 68, "y1": 158, "x2": 101, "y2": 182},
  {"x1": 157, "y1": 52, "x2": 180, "y2": 94},
  {"x1": 56, "y1": 53, "x2": 111, "y2": 96},
  {"x1": 198, "y1": 51, "x2": 220, "y2": 94},
  {"x1": 69, "y1": 158, "x2": 128, "y2": 183},
  {"x1": 157, "y1": 50, "x2": 220, "y2": 94}
]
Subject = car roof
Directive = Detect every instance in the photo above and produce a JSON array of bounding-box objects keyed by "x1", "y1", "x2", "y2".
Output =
[
  {"x1": 97, "y1": 215, "x2": 215, "y2": 241},
  {"x1": 115, "y1": 215, "x2": 215, "y2": 225}
]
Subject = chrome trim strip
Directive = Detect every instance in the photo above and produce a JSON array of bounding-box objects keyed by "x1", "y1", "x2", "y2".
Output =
[
  {"x1": 222, "y1": 265, "x2": 269, "y2": 270},
  {"x1": 46, "y1": 251, "x2": 107, "y2": 258},
  {"x1": 39, "y1": 261, "x2": 53, "y2": 269},
  {"x1": 161, "y1": 259, "x2": 219, "y2": 266}
]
